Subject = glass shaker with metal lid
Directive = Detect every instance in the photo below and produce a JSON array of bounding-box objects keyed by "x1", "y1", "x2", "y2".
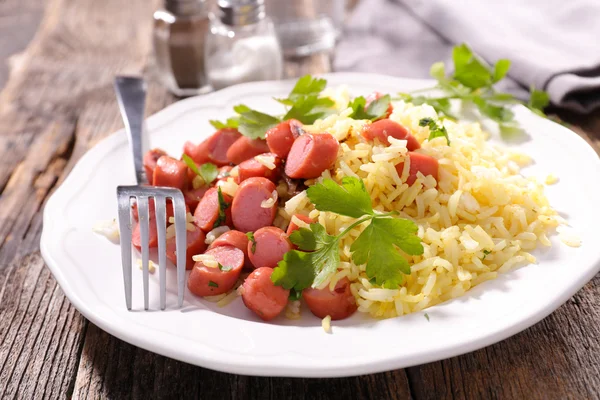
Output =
[
  {"x1": 204, "y1": 0, "x2": 283, "y2": 90},
  {"x1": 153, "y1": 0, "x2": 212, "y2": 96}
]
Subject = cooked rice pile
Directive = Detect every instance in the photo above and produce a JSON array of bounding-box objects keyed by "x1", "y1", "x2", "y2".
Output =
[{"x1": 279, "y1": 95, "x2": 572, "y2": 319}]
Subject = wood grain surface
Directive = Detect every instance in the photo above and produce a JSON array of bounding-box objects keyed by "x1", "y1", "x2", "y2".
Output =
[{"x1": 0, "y1": 0, "x2": 598, "y2": 399}]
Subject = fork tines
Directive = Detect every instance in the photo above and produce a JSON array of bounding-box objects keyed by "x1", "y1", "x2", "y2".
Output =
[{"x1": 117, "y1": 186, "x2": 187, "y2": 311}]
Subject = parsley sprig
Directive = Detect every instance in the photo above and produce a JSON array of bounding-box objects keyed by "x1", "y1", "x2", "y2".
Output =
[
  {"x1": 419, "y1": 117, "x2": 450, "y2": 145},
  {"x1": 213, "y1": 187, "x2": 230, "y2": 229},
  {"x1": 211, "y1": 75, "x2": 336, "y2": 140},
  {"x1": 182, "y1": 154, "x2": 218, "y2": 185},
  {"x1": 271, "y1": 177, "x2": 423, "y2": 291},
  {"x1": 347, "y1": 94, "x2": 391, "y2": 121},
  {"x1": 399, "y1": 43, "x2": 550, "y2": 137}
]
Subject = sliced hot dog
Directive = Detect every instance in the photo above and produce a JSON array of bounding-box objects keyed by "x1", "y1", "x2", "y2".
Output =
[
  {"x1": 187, "y1": 246, "x2": 244, "y2": 296},
  {"x1": 193, "y1": 187, "x2": 233, "y2": 232},
  {"x1": 362, "y1": 119, "x2": 420, "y2": 150},
  {"x1": 286, "y1": 214, "x2": 313, "y2": 236},
  {"x1": 365, "y1": 91, "x2": 393, "y2": 119},
  {"x1": 226, "y1": 136, "x2": 270, "y2": 165},
  {"x1": 143, "y1": 148, "x2": 168, "y2": 182},
  {"x1": 395, "y1": 152, "x2": 439, "y2": 185},
  {"x1": 247, "y1": 227, "x2": 292, "y2": 269},
  {"x1": 166, "y1": 224, "x2": 207, "y2": 270},
  {"x1": 208, "y1": 230, "x2": 251, "y2": 268},
  {"x1": 265, "y1": 119, "x2": 303, "y2": 158},
  {"x1": 132, "y1": 201, "x2": 178, "y2": 248},
  {"x1": 183, "y1": 187, "x2": 209, "y2": 212},
  {"x1": 153, "y1": 156, "x2": 189, "y2": 190},
  {"x1": 183, "y1": 140, "x2": 211, "y2": 165},
  {"x1": 284, "y1": 133, "x2": 339, "y2": 179},
  {"x1": 241, "y1": 267, "x2": 289, "y2": 321},
  {"x1": 303, "y1": 277, "x2": 357, "y2": 320},
  {"x1": 237, "y1": 153, "x2": 281, "y2": 182},
  {"x1": 231, "y1": 177, "x2": 277, "y2": 233},
  {"x1": 206, "y1": 128, "x2": 241, "y2": 166}
]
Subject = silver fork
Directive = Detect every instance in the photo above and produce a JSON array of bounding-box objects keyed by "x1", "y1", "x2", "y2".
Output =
[{"x1": 114, "y1": 76, "x2": 187, "y2": 311}]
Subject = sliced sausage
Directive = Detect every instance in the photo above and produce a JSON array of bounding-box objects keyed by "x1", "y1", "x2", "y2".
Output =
[
  {"x1": 184, "y1": 187, "x2": 209, "y2": 211},
  {"x1": 153, "y1": 156, "x2": 189, "y2": 190},
  {"x1": 131, "y1": 201, "x2": 178, "y2": 248},
  {"x1": 208, "y1": 230, "x2": 251, "y2": 268},
  {"x1": 237, "y1": 153, "x2": 281, "y2": 182},
  {"x1": 284, "y1": 133, "x2": 339, "y2": 179},
  {"x1": 226, "y1": 136, "x2": 270, "y2": 165},
  {"x1": 362, "y1": 119, "x2": 420, "y2": 150},
  {"x1": 143, "y1": 148, "x2": 168, "y2": 182},
  {"x1": 183, "y1": 140, "x2": 211, "y2": 165},
  {"x1": 241, "y1": 267, "x2": 289, "y2": 321},
  {"x1": 365, "y1": 91, "x2": 393, "y2": 119},
  {"x1": 206, "y1": 128, "x2": 242, "y2": 166},
  {"x1": 265, "y1": 119, "x2": 303, "y2": 158},
  {"x1": 166, "y1": 225, "x2": 207, "y2": 270},
  {"x1": 247, "y1": 227, "x2": 292, "y2": 269},
  {"x1": 395, "y1": 152, "x2": 439, "y2": 186},
  {"x1": 286, "y1": 214, "x2": 313, "y2": 236},
  {"x1": 231, "y1": 177, "x2": 277, "y2": 232},
  {"x1": 187, "y1": 246, "x2": 244, "y2": 296},
  {"x1": 193, "y1": 187, "x2": 233, "y2": 232},
  {"x1": 303, "y1": 277, "x2": 357, "y2": 320}
]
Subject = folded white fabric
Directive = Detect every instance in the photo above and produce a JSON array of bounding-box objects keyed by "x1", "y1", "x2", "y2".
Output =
[{"x1": 335, "y1": 0, "x2": 600, "y2": 112}]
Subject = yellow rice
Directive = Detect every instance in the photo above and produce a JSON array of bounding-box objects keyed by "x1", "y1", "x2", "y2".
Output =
[{"x1": 279, "y1": 96, "x2": 570, "y2": 319}]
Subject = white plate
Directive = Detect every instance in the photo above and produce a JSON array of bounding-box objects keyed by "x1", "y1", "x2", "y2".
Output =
[{"x1": 41, "y1": 73, "x2": 600, "y2": 377}]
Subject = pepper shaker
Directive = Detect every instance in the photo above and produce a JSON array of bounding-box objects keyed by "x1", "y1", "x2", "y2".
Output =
[
  {"x1": 204, "y1": 0, "x2": 283, "y2": 90},
  {"x1": 153, "y1": 0, "x2": 211, "y2": 96}
]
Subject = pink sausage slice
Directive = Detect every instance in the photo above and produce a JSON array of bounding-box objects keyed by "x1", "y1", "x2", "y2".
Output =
[
  {"x1": 286, "y1": 214, "x2": 313, "y2": 236},
  {"x1": 247, "y1": 226, "x2": 292, "y2": 269},
  {"x1": 184, "y1": 187, "x2": 209, "y2": 211},
  {"x1": 265, "y1": 119, "x2": 303, "y2": 158},
  {"x1": 193, "y1": 187, "x2": 233, "y2": 232},
  {"x1": 284, "y1": 133, "x2": 339, "y2": 179},
  {"x1": 302, "y1": 277, "x2": 357, "y2": 320},
  {"x1": 143, "y1": 148, "x2": 168, "y2": 181},
  {"x1": 166, "y1": 225, "x2": 207, "y2": 270},
  {"x1": 237, "y1": 153, "x2": 282, "y2": 182},
  {"x1": 187, "y1": 246, "x2": 244, "y2": 296},
  {"x1": 153, "y1": 156, "x2": 189, "y2": 190},
  {"x1": 241, "y1": 267, "x2": 289, "y2": 321},
  {"x1": 208, "y1": 230, "x2": 251, "y2": 268},
  {"x1": 395, "y1": 152, "x2": 439, "y2": 186},
  {"x1": 226, "y1": 136, "x2": 270, "y2": 165},
  {"x1": 362, "y1": 119, "x2": 420, "y2": 150},
  {"x1": 231, "y1": 177, "x2": 277, "y2": 233}
]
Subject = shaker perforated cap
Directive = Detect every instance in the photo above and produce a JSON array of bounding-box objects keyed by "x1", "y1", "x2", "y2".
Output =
[{"x1": 218, "y1": 0, "x2": 265, "y2": 26}]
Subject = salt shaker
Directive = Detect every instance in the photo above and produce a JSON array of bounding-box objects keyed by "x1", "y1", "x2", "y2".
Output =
[
  {"x1": 153, "y1": 0, "x2": 211, "y2": 96},
  {"x1": 205, "y1": 0, "x2": 283, "y2": 90}
]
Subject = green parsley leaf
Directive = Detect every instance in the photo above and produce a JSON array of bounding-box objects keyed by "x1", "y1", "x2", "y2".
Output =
[
  {"x1": 218, "y1": 263, "x2": 232, "y2": 272},
  {"x1": 288, "y1": 288, "x2": 302, "y2": 301},
  {"x1": 213, "y1": 187, "x2": 230, "y2": 229},
  {"x1": 246, "y1": 232, "x2": 256, "y2": 253},
  {"x1": 419, "y1": 118, "x2": 450, "y2": 145},
  {"x1": 233, "y1": 105, "x2": 281, "y2": 139},
  {"x1": 482, "y1": 249, "x2": 492, "y2": 260},
  {"x1": 288, "y1": 75, "x2": 328, "y2": 100},
  {"x1": 209, "y1": 117, "x2": 239, "y2": 130},
  {"x1": 283, "y1": 95, "x2": 335, "y2": 124},
  {"x1": 306, "y1": 176, "x2": 374, "y2": 218},
  {"x1": 348, "y1": 94, "x2": 391, "y2": 121},
  {"x1": 452, "y1": 43, "x2": 494, "y2": 89},
  {"x1": 493, "y1": 59, "x2": 511, "y2": 83},
  {"x1": 208, "y1": 281, "x2": 219, "y2": 288},
  {"x1": 430, "y1": 62, "x2": 446, "y2": 80},
  {"x1": 528, "y1": 86, "x2": 550, "y2": 116},
  {"x1": 182, "y1": 155, "x2": 218, "y2": 185},
  {"x1": 424, "y1": 313, "x2": 430, "y2": 322},
  {"x1": 350, "y1": 217, "x2": 423, "y2": 288},
  {"x1": 289, "y1": 227, "x2": 318, "y2": 251}
]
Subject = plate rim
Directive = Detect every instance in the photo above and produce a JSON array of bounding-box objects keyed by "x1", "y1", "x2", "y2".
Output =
[{"x1": 41, "y1": 72, "x2": 600, "y2": 377}]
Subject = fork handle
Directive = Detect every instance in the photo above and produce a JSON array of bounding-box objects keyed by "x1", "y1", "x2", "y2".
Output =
[{"x1": 114, "y1": 76, "x2": 148, "y2": 185}]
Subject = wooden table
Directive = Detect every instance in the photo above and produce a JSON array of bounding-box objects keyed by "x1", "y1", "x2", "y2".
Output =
[{"x1": 0, "y1": 0, "x2": 599, "y2": 398}]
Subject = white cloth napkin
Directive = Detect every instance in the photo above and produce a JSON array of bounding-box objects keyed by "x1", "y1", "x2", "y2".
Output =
[{"x1": 335, "y1": 0, "x2": 600, "y2": 112}]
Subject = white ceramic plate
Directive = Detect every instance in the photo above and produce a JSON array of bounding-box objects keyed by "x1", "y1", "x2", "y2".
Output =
[{"x1": 41, "y1": 73, "x2": 600, "y2": 377}]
